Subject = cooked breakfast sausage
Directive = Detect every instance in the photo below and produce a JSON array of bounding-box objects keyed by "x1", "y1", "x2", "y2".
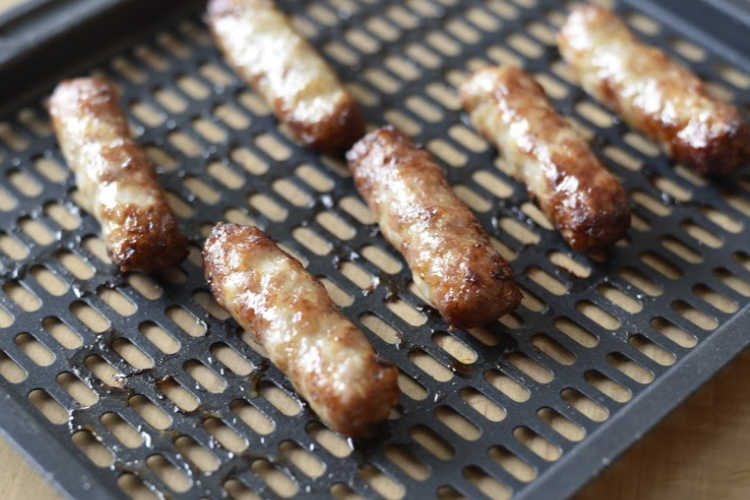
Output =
[
  {"x1": 346, "y1": 126, "x2": 521, "y2": 328},
  {"x1": 460, "y1": 65, "x2": 630, "y2": 252},
  {"x1": 206, "y1": 0, "x2": 365, "y2": 153},
  {"x1": 49, "y1": 77, "x2": 188, "y2": 273},
  {"x1": 203, "y1": 222, "x2": 398, "y2": 437},
  {"x1": 557, "y1": 3, "x2": 750, "y2": 175}
]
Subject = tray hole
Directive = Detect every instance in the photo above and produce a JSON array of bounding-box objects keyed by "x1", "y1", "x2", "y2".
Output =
[
  {"x1": 164, "y1": 191, "x2": 193, "y2": 218},
  {"x1": 184, "y1": 176, "x2": 220, "y2": 204},
  {"x1": 29, "y1": 389, "x2": 67, "y2": 424},
  {"x1": 682, "y1": 219, "x2": 722, "y2": 248},
  {"x1": 30, "y1": 266, "x2": 67, "y2": 296},
  {"x1": 224, "y1": 478, "x2": 261, "y2": 500},
  {"x1": 134, "y1": 45, "x2": 168, "y2": 70},
  {"x1": 346, "y1": 28, "x2": 379, "y2": 53},
  {"x1": 193, "y1": 118, "x2": 226, "y2": 143},
  {"x1": 487, "y1": 45, "x2": 523, "y2": 68},
  {"x1": 131, "y1": 101, "x2": 164, "y2": 127},
  {"x1": 98, "y1": 286, "x2": 136, "y2": 316},
  {"x1": 204, "y1": 417, "x2": 247, "y2": 453},
  {"x1": 129, "y1": 394, "x2": 171, "y2": 430},
  {"x1": 603, "y1": 146, "x2": 641, "y2": 171},
  {"x1": 297, "y1": 164, "x2": 333, "y2": 192},
  {"x1": 386, "y1": 444, "x2": 430, "y2": 481},
  {"x1": 0, "y1": 123, "x2": 28, "y2": 151},
  {"x1": 0, "y1": 232, "x2": 27, "y2": 260},
  {"x1": 519, "y1": 286, "x2": 545, "y2": 312},
  {"x1": 70, "y1": 301, "x2": 109, "y2": 332},
  {"x1": 436, "y1": 485, "x2": 465, "y2": 500},
  {"x1": 186, "y1": 359, "x2": 226, "y2": 393},
  {"x1": 651, "y1": 317, "x2": 697, "y2": 348},
  {"x1": 193, "y1": 290, "x2": 229, "y2": 320},
  {"x1": 19, "y1": 217, "x2": 53, "y2": 245},
  {"x1": 325, "y1": 41, "x2": 358, "y2": 65},
  {"x1": 214, "y1": 103, "x2": 249, "y2": 130},
  {"x1": 406, "y1": 43, "x2": 441, "y2": 69},
  {"x1": 0, "y1": 351, "x2": 25, "y2": 383},
  {"x1": 386, "y1": 299, "x2": 427, "y2": 326},
  {"x1": 317, "y1": 211, "x2": 356, "y2": 240},
  {"x1": 146, "y1": 454, "x2": 191, "y2": 493},
  {"x1": 362, "y1": 245, "x2": 402, "y2": 274},
  {"x1": 521, "y1": 202, "x2": 554, "y2": 230},
  {"x1": 526, "y1": 267, "x2": 567, "y2": 295},
  {"x1": 237, "y1": 90, "x2": 271, "y2": 116},
  {"x1": 597, "y1": 285, "x2": 641, "y2": 314},
  {"x1": 58, "y1": 371, "x2": 98, "y2": 407},
  {"x1": 387, "y1": 5, "x2": 419, "y2": 28},
  {"x1": 427, "y1": 139, "x2": 466, "y2": 167},
  {"x1": 463, "y1": 465, "x2": 511, "y2": 500},
  {"x1": 406, "y1": 96, "x2": 443, "y2": 123},
  {"x1": 153, "y1": 88, "x2": 186, "y2": 114},
  {"x1": 433, "y1": 332, "x2": 477, "y2": 364},
  {"x1": 166, "y1": 305, "x2": 206, "y2": 337},
  {"x1": 410, "y1": 424, "x2": 454, "y2": 460},
  {"x1": 627, "y1": 11, "x2": 660, "y2": 34},
  {"x1": 177, "y1": 75, "x2": 208, "y2": 99},
  {"x1": 8, "y1": 169, "x2": 41, "y2": 197},
  {"x1": 575, "y1": 100, "x2": 614, "y2": 127},
  {"x1": 34, "y1": 157, "x2": 66, "y2": 183},
  {"x1": 13, "y1": 332, "x2": 55, "y2": 366},
  {"x1": 73, "y1": 430, "x2": 113, "y2": 468},
  {"x1": 232, "y1": 399, "x2": 275, "y2": 435},
  {"x1": 199, "y1": 62, "x2": 234, "y2": 86},
  {"x1": 168, "y1": 131, "x2": 201, "y2": 157},
  {"x1": 118, "y1": 473, "x2": 156, "y2": 500},
  {"x1": 43, "y1": 317, "x2": 81, "y2": 349},
  {"x1": 0, "y1": 186, "x2": 17, "y2": 211},
  {"x1": 716, "y1": 64, "x2": 750, "y2": 88},
  {"x1": 531, "y1": 334, "x2": 575, "y2": 365},
  {"x1": 671, "y1": 38, "x2": 705, "y2": 61},
  {"x1": 18, "y1": 108, "x2": 51, "y2": 137},
  {"x1": 260, "y1": 381, "x2": 301, "y2": 416},
  {"x1": 385, "y1": 55, "x2": 420, "y2": 80},
  {"x1": 561, "y1": 387, "x2": 608, "y2": 422},
  {"x1": 361, "y1": 313, "x2": 402, "y2": 345},
  {"x1": 454, "y1": 185, "x2": 491, "y2": 212},
  {"x1": 538, "y1": 407, "x2": 585, "y2": 442},
  {"x1": 533, "y1": 72, "x2": 567, "y2": 100},
  {"x1": 293, "y1": 227, "x2": 331, "y2": 255},
  {"x1": 212, "y1": 343, "x2": 253, "y2": 376},
  {"x1": 466, "y1": 6, "x2": 501, "y2": 30},
  {"x1": 397, "y1": 370, "x2": 428, "y2": 401},
  {"x1": 341, "y1": 261, "x2": 375, "y2": 290},
  {"x1": 624, "y1": 132, "x2": 659, "y2": 157},
  {"x1": 735, "y1": 251, "x2": 750, "y2": 272},
  {"x1": 630, "y1": 212, "x2": 650, "y2": 232},
  {"x1": 489, "y1": 445, "x2": 536, "y2": 482},
  {"x1": 499, "y1": 217, "x2": 540, "y2": 245},
  {"x1": 359, "y1": 463, "x2": 404, "y2": 500},
  {"x1": 113, "y1": 338, "x2": 153, "y2": 370},
  {"x1": 473, "y1": 170, "x2": 513, "y2": 199},
  {"x1": 654, "y1": 176, "x2": 691, "y2": 202},
  {"x1": 82, "y1": 235, "x2": 111, "y2": 264},
  {"x1": 554, "y1": 317, "x2": 598, "y2": 348},
  {"x1": 618, "y1": 267, "x2": 661, "y2": 296},
  {"x1": 85, "y1": 354, "x2": 125, "y2": 388},
  {"x1": 136, "y1": 321, "x2": 178, "y2": 355},
  {"x1": 385, "y1": 109, "x2": 422, "y2": 136},
  {"x1": 273, "y1": 179, "x2": 310, "y2": 206},
  {"x1": 701, "y1": 205, "x2": 742, "y2": 234},
  {"x1": 320, "y1": 278, "x2": 353, "y2": 307},
  {"x1": 514, "y1": 425, "x2": 561, "y2": 461},
  {"x1": 672, "y1": 300, "x2": 718, "y2": 330},
  {"x1": 640, "y1": 251, "x2": 681, "y2": 279},
  {"x1": 425, "y1": 30, "x2": 460, "y2": 56},
  {"x1": 461, "y1": 387, "x2": 506, "y2": 422},
  {"x1": 280, "y1": 440, "x2": 325, "y2": 478},
  {"x1": 436, "y1": 405, "x2": 480, "y2": 441},
  {"x1": 661, "y1": 236, "x2": 703, "y2": 264},
  {"x1": 126, "y1": 274, "x2": 162, "y2": 300},
  {"x1": 446, "y1": 18, "x2": 479, "y2": 44},
  {"x1": 363, "y1": 69, "x2": 398, "y2": 94},
  {"x1": 426, "y1": 82, "x2": 460, "y2": 110},
  {"x1": 485, "y1": 369, "x2": 530, "y2": 402},
  {"x1": 585, "y1": 370, "x2": 631, "y2": 403},
  {"x1": 346, "y1": 82, "x2": 378, "y2": 107},
  {"x1": 44, "y1": 201, "x2": 79, "y2": 229},
  {"x1": 508, "y1": 353, "x2": 553, "y2": 384},
  {"x1": 175, "y1": 435, "x2": 219, "y2": 472},
  {"x1": 629, "y1": 334, "x2": 675, "y2": 366},
  {"x1": 230, "y1": 146, "x2": 267, "y2": 175},
  {"x1": 526, "y1": 20, "x2": 556, "y2": 44},
  {"x1": 409, "y1": 349, "x2": 453, "y2": 382},
  {"x1": 157, "y1": 377, "x2": 199, "y2": 412},
  {"x1": 715, "y1": 268, "x2": 750, "y2": 297},
  {"x1": 607, "y1": 352, "x2": 654, "y2": 384},
  {"x1": 694, "y1": 284, "x2": 738, "y2": 314},
  {"x1": 101, "y1": 412, "x2": 142, "y2": 448},
  {"x1": 706, "y1": 81, "x2": 733, "y2": 101},
  {"x1": 632, "y1": 190, "x2": 670, "y2": 217},
  {"x1": 307, "y1": 421, "x2": 353, "y2": 457},
  {"x1": 722, "y1": 192, "x2": 750, "y2": 217},
  {"x1": 207, "y1": 161, "x2": 244, "y2": 189}
]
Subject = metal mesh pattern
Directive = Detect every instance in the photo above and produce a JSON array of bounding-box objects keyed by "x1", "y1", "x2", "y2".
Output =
[{"x1": 0, "y1": 0, "x2": 749, "y2": 499}]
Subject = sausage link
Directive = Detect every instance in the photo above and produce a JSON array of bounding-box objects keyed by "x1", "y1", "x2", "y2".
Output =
[
  {"x1": 346, "y1": 126, "x2": 521, "y2": 328},
  {"x1": 460, "y1": 65, "x2": 630, "y2": 252},
  {"x1": 203, "y1": 223, "x2": 398, "y2": 437},
  {"x1": 206, "y1": 0, "x2": 365, "y2": 153},
  {"x1": 49, "y1": 77, "x2": 187, "y2": 273},
  {"x1": 557, "y1": 3, "x2": 750, "y2": 175}
]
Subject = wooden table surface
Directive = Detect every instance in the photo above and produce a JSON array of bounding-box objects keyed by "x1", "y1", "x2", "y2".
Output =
[{"x1": 1, "y1": 1, "x2": 749, "y2": 499}]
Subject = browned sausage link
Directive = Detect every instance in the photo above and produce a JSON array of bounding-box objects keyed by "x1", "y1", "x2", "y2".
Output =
[
  {"x1": 203, "y1": 223, "x2": 398, "y2": 437},
  {"x1": 557, "y1": 3, "x2": 750, "y2": 175},
  {"x1": 49, "y1": 78, "x2": 188, "y2": 273},
  {"x1": 346, "y1": 126, "x2": 521, "y2": 328},
  {"x1": 206, "y1": 0, "x2": 365, "y2": 153},
  {"x1": 460, "y1": 66, "x2": 630, "y2": 252}
]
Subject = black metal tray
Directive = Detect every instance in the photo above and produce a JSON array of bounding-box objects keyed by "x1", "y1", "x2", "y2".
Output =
[{"x1": 0, "y1": 1, "x2": 749, "y2": 499}]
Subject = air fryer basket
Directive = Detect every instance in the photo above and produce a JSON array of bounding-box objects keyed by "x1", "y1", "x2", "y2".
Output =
[{"x1": 0, "y1": 1, "x2": 749, "y2": 499}]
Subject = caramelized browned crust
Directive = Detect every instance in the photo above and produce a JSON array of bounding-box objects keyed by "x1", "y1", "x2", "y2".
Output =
[
  {"x1": 203, "y1": 223, "x2": 398, "y2": 437},
  {"x1": 49, "y1": 77, "x2": 188, "y2": 272},
  {"x1": 558, "y1": 3, "x2": 750, "y2": 175},
  {"x1": 346, "y1": 127, "x2": 521, "y2": 328},
  {"x1": 206, "y1": 0, "x2": 365, "y2": 154},
  {"x1": 460, "y1": 66, "x2": 630, "y2": 252}
]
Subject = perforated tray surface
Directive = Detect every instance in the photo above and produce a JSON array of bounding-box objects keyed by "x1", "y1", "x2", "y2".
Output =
[{"x1": 0, "y1": 0, "x2": 749, "y2": 499}]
